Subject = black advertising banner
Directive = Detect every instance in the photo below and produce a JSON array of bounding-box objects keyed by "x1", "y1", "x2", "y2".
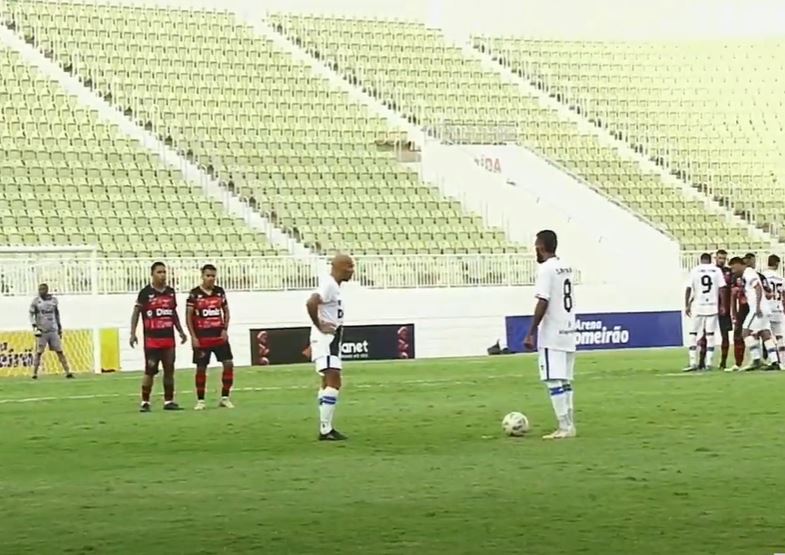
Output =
[{"x1": 250, "y1": 324, "x2": 415, "y2": 366}]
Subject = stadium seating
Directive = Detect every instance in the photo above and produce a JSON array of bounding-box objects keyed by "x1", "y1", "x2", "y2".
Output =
[
  {"x1": 0, "y1": 43, "x2": 278, "y2": 259},
  {"x1": 270, "y1": 14, "x2": 770, "y2": 251},
  {"x1": 8, "y1": 1, "x2": 522, "y2": 257},
  {"x1": 474, "y1": 36, "x2": 785, "y2": 242}
]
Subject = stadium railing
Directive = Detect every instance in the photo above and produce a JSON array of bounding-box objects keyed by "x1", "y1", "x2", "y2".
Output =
[{"x1": 0, "y1": 254, "x2": 540, "y2": 295}]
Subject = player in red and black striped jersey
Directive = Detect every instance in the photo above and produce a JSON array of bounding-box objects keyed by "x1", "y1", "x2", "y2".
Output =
[
  {"x1": 130, "y1": 262, "x2": 187, "y2": 412},
  {"x1": 185, "y1": 264, "x2": 234, "y2": 410}
]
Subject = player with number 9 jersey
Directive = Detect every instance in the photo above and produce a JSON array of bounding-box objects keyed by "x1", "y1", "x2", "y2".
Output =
[{"x1": 684, "y1": 256, "x2": 726, "y2": 371}]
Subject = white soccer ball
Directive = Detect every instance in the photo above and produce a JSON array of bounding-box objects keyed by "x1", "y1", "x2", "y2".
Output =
[{"x1": 502, "y1": 412, "x2": 529, "y2": 436}]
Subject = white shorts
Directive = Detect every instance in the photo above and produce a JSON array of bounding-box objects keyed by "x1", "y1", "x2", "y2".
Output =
[
  {"x1": 743, "y1": 311, "x2": 771, "y2": 334},
  {"x1": 770, "y1": 317, "x2": 784, "y2": 338},
  {"x1": 310, "y1": 330, "x2": 342, "y2": 374},
  {"x1": 690, "y1": 314, "x2": 718, "y2": 335},
  {"x1": 538, "y1": 348, "x2": 576, "y2": 382}
]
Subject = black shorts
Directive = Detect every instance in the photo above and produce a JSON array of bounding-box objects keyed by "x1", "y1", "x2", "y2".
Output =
[
  {"x1": 144, "y1": 347, "x2": 175, "y2": 375},
  {"x1": 193, "y1": 342, "x2": 233, "y2": 367},
  {"x1": 719, "y1": 314, "x2": 733, "y2": 334}
]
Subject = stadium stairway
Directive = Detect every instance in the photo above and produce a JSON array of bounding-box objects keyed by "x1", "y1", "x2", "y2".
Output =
[
  {"x1": 256, "y1": 13, "x2": 681, "y2": 283},
  {"x1": 9, "y1": 2, "x2": 529, "y2": 264},
  {"x1": 0, "y1": 24, "x2": 303, "y2": 257},
  {"x1": 269, "y1": 13, "x2": 772, "y2": 254},
  {"x1": 472, "y1": 42, "x2": 782, "y2": 252}
]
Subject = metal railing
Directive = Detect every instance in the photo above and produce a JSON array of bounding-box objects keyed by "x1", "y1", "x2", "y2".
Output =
[{"x1": 0, "y1": 254, "x2": 540, "y2": 296}]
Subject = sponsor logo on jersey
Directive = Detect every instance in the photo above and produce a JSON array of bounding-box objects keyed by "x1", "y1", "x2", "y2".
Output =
[
  {"x1": 199, "y1": 307, "x2": 222, "y2": 318},
  {"x1": 155, "y1": 308, "x2": 173, "y2": 317}
]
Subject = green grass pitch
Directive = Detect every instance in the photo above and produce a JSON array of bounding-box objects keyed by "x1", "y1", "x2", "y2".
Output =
[{"x1": 2, "y1": 350, "x2": 784, "y2": 555}]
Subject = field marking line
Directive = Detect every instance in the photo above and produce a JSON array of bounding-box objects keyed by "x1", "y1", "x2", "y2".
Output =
[
  {"x1": 0, "y1": 375, "x2": 524, "y2": 405},
  {"x1": 1, "y1": 367, "x2": 747, "y2": 406}
]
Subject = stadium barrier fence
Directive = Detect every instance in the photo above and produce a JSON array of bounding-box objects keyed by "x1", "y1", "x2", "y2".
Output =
[{"x1": 0, "y1": 254, "x2": 540, "y2": 295}]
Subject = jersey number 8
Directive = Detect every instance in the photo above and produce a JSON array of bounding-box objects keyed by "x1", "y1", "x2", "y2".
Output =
[
  {"x1": 701, "y1": 274, "x2": 713, "y2": 294},
  {"x1": 563, "y1": 279, "x2": 573, "y2": 312}
]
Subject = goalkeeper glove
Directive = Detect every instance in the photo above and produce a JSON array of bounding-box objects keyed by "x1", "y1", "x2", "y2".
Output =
[{"x1": 33, "y1": 326, "x2": 42, "y2": 337}]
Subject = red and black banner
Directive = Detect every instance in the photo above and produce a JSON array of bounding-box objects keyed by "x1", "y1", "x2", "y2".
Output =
[{"x1": 250, "y1": 324, "x2": 415, "y2": 366}]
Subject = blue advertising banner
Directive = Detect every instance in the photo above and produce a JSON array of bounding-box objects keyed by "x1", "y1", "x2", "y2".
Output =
[{"x1": 505, "y1": 311, "x2": 683, "y2": 352}]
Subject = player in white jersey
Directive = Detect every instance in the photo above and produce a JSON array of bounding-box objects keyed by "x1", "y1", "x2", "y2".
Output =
[
  {"x1": 524, "y1": 230, "x2": 577, "y2": 440},
  {"x1": 683, "y1": 253, "x2": 726, "y2": 371},
  {"x1": 762, "y1": 254, "x2": 784, "y2": 370},
  {"x1": 305, "y1": 253, "x2": 355, "y2": 441},
  {"x1": 730, "y1": 256, "x2": 778, "y2": 370}
]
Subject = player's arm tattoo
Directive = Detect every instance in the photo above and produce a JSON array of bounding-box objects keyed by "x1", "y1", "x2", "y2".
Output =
[
  {"x1": 185, "y1": 304, "x2": 198, "y2": 338},
  {"x1": 130, "y1": 305, "x2": 141, "y2": 334},
  {"x1": 306, "y1": 293, "x2": 322, "y2": 328},
  {"x1": 527, "y1": 298, "x2": 549, "y2": 338}
]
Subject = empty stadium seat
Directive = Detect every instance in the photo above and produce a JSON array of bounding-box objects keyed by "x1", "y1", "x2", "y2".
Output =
[
  {"x1": 475, "y1": 35, "x2": 785, "y2": 244},
  {"x1": 0, "y1": 43, "x2": 281, "y2": 259},
  {"x1": 270, "y1": 13, "x2": 767, "y2": 251},
  {"x1": 9, "y1": 1, "x2": 523, "y2": 257}
]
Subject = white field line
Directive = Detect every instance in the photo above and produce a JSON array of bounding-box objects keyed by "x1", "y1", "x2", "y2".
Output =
[
  {"x1": 0, "y1": 375, "x2": 521, "y2": 404},
  {"x1": 0, "y1": 366, "x2": 748, "y2": 405}
]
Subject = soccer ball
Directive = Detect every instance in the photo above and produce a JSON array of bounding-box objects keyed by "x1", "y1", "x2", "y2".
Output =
[{"x1": 502, "y1": 412, "x2": 529, "y2": 436}]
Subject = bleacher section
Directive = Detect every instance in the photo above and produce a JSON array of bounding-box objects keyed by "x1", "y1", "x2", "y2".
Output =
[
  {"x1": 475, "y1": 36, "x2": 785, "y2": 242},
  {"x1": 9, "y1": 1, "x2": 522, "y2": 257},
  {"x1": 271, "y1": 14, "x2": 769, "y2": 251},
  {"x1": 0, "y1": 43, "x2": 276, "y2": 258}
]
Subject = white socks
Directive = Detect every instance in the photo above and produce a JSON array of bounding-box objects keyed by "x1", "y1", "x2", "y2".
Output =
[
  {"x1": 688, "y1": 333, "x2": 698, "y2": 367},
  {"x1": 319, "y1": 386, "x2": 339, "y2": 434},
  {"x1": 763, "y1": 338, "x2": 780, "y2": 364},
  {"x1": 704, "y1": 333, "x2": 715, "y2": 367},
  {"x1": 563, "y1": 381, "x2": 574, "y2": 427},
  {"x1": 545, "y1": 380, "x2": 572, "y2": 431},
  {"x1": 745, "y1": 335, "x2": 760, "y2": 362}
]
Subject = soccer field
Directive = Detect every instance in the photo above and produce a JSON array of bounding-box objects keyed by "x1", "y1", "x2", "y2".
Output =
[{"x1": 2, "y1": 350, "x2": 783, "y2": 555}]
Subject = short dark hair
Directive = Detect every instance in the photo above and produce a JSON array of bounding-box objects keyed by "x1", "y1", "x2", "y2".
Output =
[
  {"x1": 201, "y1": 264, "x2": 217, "y2": 274},
  {"x1": 716, "y1": 249, "x2": 727, "y2": 256},
  {"x1": 150, "y1": 261, "x2": 166, "y2": 273},
  {"x1": 744, "y1": 252, "x2": 756, "y2": 260},
  {"x1": 38, "y1": 283, "x2": 48, "y2": 288},
  {"x1": 769, "y1": 254, "x2": 780, "y2": 266},
  {"x1": 535, "y1": 229, "x2": 558, "y2": 253},
  {"x1": 700, "y1": 252, "x2": 712, "y2": 263},
  {"x1": 729, "y1": 256, "x2": 744, "y2": 265}
]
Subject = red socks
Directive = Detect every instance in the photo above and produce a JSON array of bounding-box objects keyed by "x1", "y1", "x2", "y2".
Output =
[{"x1": 221, "y1": 367, "x2": 234, "y2": 397}]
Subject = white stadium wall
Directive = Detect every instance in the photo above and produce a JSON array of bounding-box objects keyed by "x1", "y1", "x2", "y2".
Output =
[
  {"x1": 82, "y1": 0, "x2": 785, "y2": 40},
  {"x1": 0, "y1": 281, "x2": 684, "y2": 372},
  {"x1": 422, "y1": 142, "x2": 681, "y2": 285}
]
